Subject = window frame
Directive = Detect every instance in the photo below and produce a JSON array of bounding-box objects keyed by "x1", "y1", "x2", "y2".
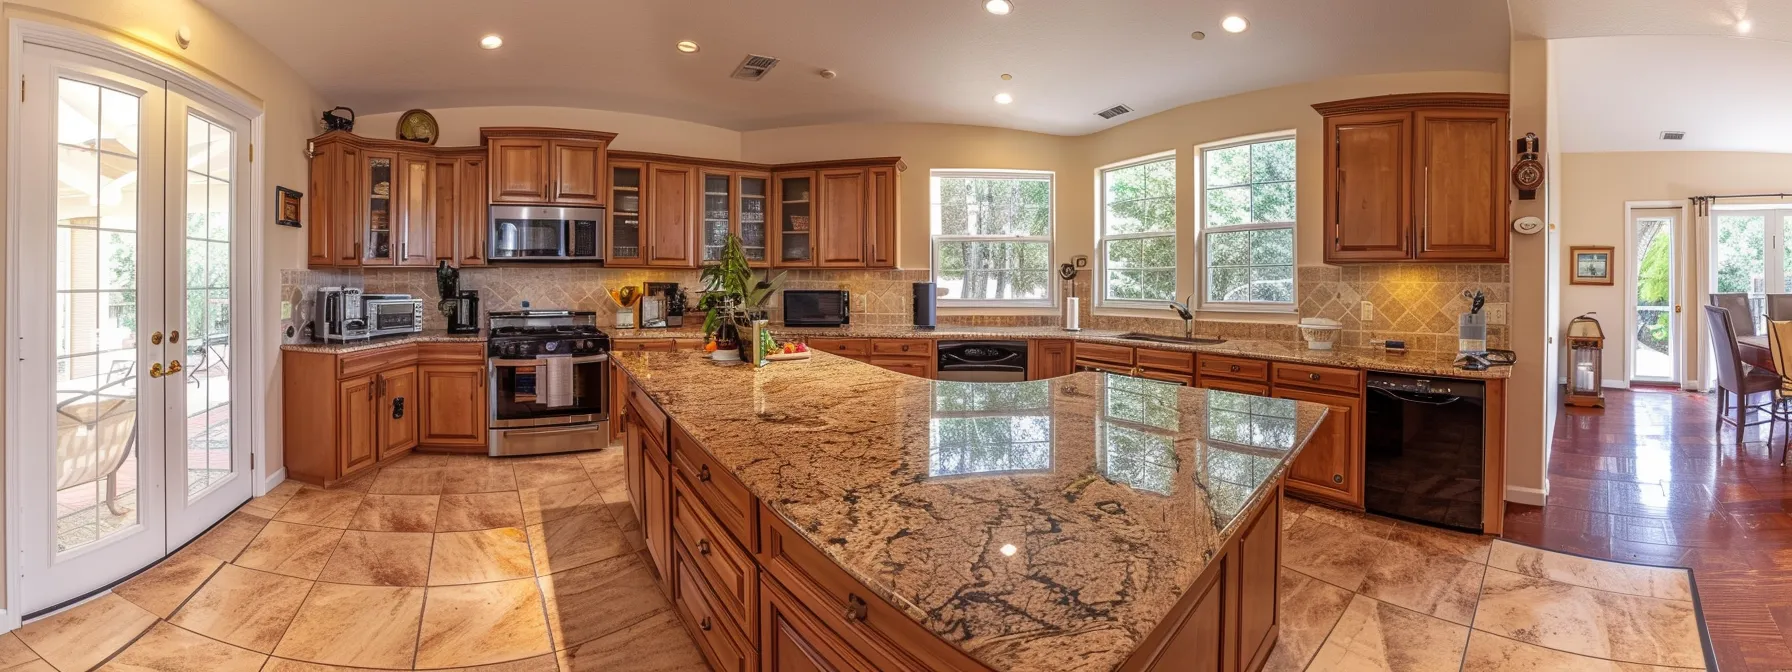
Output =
[
  {"x1": 1196, "y1": 131, "x2": 1298, "y2": 313},
  {"x1": 928, "y1": 169, "x2": 1057, "y2": 309},
  {"x1": 1097, "y1": 151, "x2": 1180, "y2": 308}
]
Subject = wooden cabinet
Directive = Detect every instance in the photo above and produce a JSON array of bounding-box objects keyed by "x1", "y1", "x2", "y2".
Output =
[
  {"x1": 550, "y1": 140, "x2": 607, "y2": 205},
  {"x1": 337, "y1": 375, "x2": 379, "y2": 478},
  {"x1": 699, "y1": 170, "x2": 772, "y2": 267},
  {"x1": 608, "y1": 161, "x2": 646, "y2": 265},
  {"x1": 395, "y1": 155, "x2": 435, "y2": 266},
  {"x1": 481, "y1": 128, "x2": 616, "y2": 207},
  {"x1": 626, "y1": 387, "x2": 673, "y2": 585},
  {"x1": 817, "y1": 169, "x2": 869, "y2": 267},
  {"x1": 418, "y1": 364, "x2": 487, "y2": 447},
  {"x1": 646, "y1": 163, "x2": 698, "y2": 266},
  {"x1": 1315, "y1": 93, "x2": 1510, "y2": 264},
  {"x1": 1271, "y1": 362, "x2": 1364, "y2": 509},
  {"x1": 455, "y1": 156, "x2": 488, "y2": 266},
  {"x1": 772, "y1": 172, "x2": 816, "y2": 267},
  {"x1": 284, "y1": 342, "x2": 487, "y2": 486},
  {"x1": 804, "y1": 337, "x2": 933, "y2": 378},
  {"x1": 375, "y1": 366, "x2": 419, "y2": 460},
  {"x1": 761, "y1": 575, "x2": 872, "y2": 671},
  {"x1": 306, "y1": 133, "x2": 487, "y2": 268},
  {"x1": 487, "y1": 138, "x2": 551, "y2": 203},
  {"x1": 1029, "y1": 340, "x2": 1074, "y2": 380},
  {"x1": 867, "y1": 166, "x2": 897, "y2": 268}
]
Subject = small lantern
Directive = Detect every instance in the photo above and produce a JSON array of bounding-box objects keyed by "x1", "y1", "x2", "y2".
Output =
[{"x1": 1566, "y1": 313, "x2": 1605, "y2": 408}]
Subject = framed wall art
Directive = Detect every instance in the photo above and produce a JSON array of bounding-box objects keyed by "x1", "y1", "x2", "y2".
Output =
[
  {"x1": 276, "y1": 186, "x2": 303, "y2": 228},
  {"x1": 1570, "y1": 246, "x2": 1614, "y2": 285}
]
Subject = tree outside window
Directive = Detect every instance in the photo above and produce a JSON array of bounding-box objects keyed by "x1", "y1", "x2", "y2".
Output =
[
  {"x1": 1100, "y1": 156, "x2": 1177, "y2": 303},
  {"x1": 1202, "y1": 137, "x2": 1295, "y2": 308},
  {"x1": 930, "y1": 171, "x2": 1053, "y2": 305}
]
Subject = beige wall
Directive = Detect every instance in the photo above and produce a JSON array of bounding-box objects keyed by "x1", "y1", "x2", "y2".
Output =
[
  {"x1": 1504, "y1": 40, "x2": 1556, "y2": 504},
  {"x1": 356, "y1": 106, "x2": 744, "y2": 161},
  {"x1": 1559, "y1": 151, "x2": 1792, "y2": 388}
]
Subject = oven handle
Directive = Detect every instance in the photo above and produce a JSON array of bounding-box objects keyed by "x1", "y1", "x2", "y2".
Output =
[
  {"x1": 1369, "y1": 387, "x2": 1463, "y2": 406},
  {"x1": 498, "y1": 425, "x2": 603, "y2": 438},
  {"x1": 490, "y1": 354, "x2": 610, "y2": 367}
]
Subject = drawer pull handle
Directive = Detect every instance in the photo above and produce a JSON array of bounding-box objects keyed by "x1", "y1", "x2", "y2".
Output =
[
  {"x1": 698, "y1": 465, "x2": 712, "y2": 483},
  {"x1": 1333, "y1": 474, "x2": 1344, "y2": 484},
  {"x1": 1229, "y1": 364, "x2": 1241, "y2": 373},
  {"x1": 901, "y1": 345, "x2": 910, "y2": 351},
  {"x1": 699, "y1": 616, "x2": 712, "y2": 632},
  {"x1": 844, "y1": 594, "x2": 868, "y2": 622},
  {"x1": 698, "y1": 539, "x2": 711, "y2": 556},
  {"x1": 1309, "y1": 372, "x2": 1321, "y2": 381}
]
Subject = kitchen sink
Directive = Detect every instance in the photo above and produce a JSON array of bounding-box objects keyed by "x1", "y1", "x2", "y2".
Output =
[{"x1": 1116, "y1": 332, "x2": 1227, "y2": 346}]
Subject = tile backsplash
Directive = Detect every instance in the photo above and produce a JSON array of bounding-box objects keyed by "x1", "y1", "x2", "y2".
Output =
[{"x1": 281, "y1": 263, "x2": 1508, "y2": 352}]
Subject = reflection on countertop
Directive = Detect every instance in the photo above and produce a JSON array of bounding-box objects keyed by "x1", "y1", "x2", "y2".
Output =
[
  {"x1": 613, "y1": 349, "x2": 1328, "y2": 671},
  {"x1": 278, "y1": 329, "x2": 486, "y2": 354}
]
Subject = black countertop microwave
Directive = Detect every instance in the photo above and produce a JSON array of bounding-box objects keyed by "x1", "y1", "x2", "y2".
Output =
[{"x1": 783, "y1": 290, "x2": 850, "y2": 327}]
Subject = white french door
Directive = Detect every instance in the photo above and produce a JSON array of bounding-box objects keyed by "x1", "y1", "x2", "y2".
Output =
[
  {"x1": 17, "y1": 44, "x2": 252, "y2": 614},
  {"x1": 1711, "y1": 207, "x2": 1792, "y2": 335},
  {"x1": 1627, "y1": 211, "x2": 1677, "y2": 383}
]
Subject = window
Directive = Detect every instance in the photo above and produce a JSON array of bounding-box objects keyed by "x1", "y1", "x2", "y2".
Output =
[
  {"x1": 1201, "y1": 136, "x2": 1295, "y2": 308},
  {"x1": 930, "y1": 170, "x2": 1054, "y2": 305},
  {"x1": 1100, "y1": 155, "x2": 1177, "y2": 303}
]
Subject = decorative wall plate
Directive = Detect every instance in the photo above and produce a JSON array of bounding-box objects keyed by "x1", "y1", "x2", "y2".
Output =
[
  {"x1": 1512, "y1": 216, "x2": 1544, "y2": 235},
  {"x1": 396, "y1": 109, "x2": 439, "y2": 145}
]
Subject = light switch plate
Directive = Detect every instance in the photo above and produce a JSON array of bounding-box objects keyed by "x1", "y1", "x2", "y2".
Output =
[
  {"x1": 280, "y1": 301, "x2": 292, "y2": 320},
  {"x1": 1360, "y1": 301, "x2": 1374, "y2": 322}
]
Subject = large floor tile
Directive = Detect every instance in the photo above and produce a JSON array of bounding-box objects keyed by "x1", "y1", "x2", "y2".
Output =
[
  {"x1": 320, "y1": 531, "x2": 433, "y2": 587},
  {"x1": 1473, "y1": 566, "x2": 1704, "y2": 668},
  {"x1": 517, "y1": 480, "x2": 599, "y2": 526},
  {"x1": 537, "y1": 554, "x2": 671, "y2": 649},
  {"x1": 438, "y1": 653, "x2": 560, "y2": 672},
  {"x1": 1282, "y1": 516, "x2": 1390, "y2": 592},
  {"x1": 111, "y1": 549, "x2": 222, "y2": 618},
  {"x1": 1388, "y1": 521, "x2": 1493, "y2": 564},
  {"x1": 272, "y1": 489, "x2": 364, "y2": 529},
  {"x1": 234, "y1": 522, "x2": 344, "y2": 580},
  {"x1": 1461, "y1": 630, "x2": 1694, "y2": 672},
  {"x1": 1307, "y1": 594, "x2": 1470, "y2": 672},
  {"x1": 0, "y1": 632, "x2": 44, "y2": 671},
  {"x1": 260, "y1": 658, "x2": 407, "y2": 672},
  {"x1": 440, "y1": 463, "x2": 517, "y2": 495},
  {"x1": 511, "y1": 459, "x2": 588, "y2": 491},
  {"x1": 1301, "y1": 505, "x2": 1399, "y2": 538},
  {"x1": 1487, "y1": 540, "x2": 1693, "y2": 601},
  {"x1": 526, "y1": 511, "x2": 630, "y2": 575},
  {"x1": 1358, "y1": 531, "x2": 1487, "y2": 625},
  {"x1": 348, "y1": 494, "x2": 440, "y2": 533},
  {"x1": 185, "y1": 511, "x2": 270, "y2": 563},
  {"x1": 437, "y1": 493, "x2": 524, "y2": 532},
  {"x1": 17, "y1": 593, "x2": 157, "y2": 672},
  {"x1": 99, "y1": 621, "x2": 266, "y2": 672},
  {"x1": 170, "y1": 564, "x2": 312, "y2": 653},
  {"x1": 415, "y1": 579, "x2": 553, "y2": 668},
  {"x1": 1261, "y1": 569, "x2": 1354, "y2": 672},
  {"x1": 240, "y1": 481, "x2": 304, "y2": 518},
  {"x1": 555, "y1": 608, "x2": 705, "y2": 672},
  {"x1": 429, "y1": 528, "x2": 535, "y2": 585},
  {"x1": 272, "y1": 583, "x2": 424, "y2": 668},
  {"x1": 368, "y1": 468, "x2": 445, "y2": 495}
]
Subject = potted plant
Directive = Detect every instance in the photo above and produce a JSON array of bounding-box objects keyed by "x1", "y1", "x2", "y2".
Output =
[{"x1": 699, "y1": 234, "x2": 784, "y2": 360}]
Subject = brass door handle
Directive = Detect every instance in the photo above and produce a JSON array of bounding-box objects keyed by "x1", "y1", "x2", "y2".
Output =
[
  {"x1": 149, "y1": 363, "x2": 164, "y2": 378},
  {"x1": 150, "y1": 331, "x2": 163, "y2": 345},
  {"x1": 169, "y1": 330, "x2": 180, "y2": 343},
  {"x1": 166, "y1": 360, "x2": 182, "y2": 375}
]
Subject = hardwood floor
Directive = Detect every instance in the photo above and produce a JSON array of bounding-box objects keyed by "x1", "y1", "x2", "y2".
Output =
[{"x1": 1503, "y1": 387, "x2": 1792, "y2": 671}]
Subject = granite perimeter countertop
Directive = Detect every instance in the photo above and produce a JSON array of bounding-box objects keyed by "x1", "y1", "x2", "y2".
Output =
[
  {"x1": 609, "y1": 324, "x2": 1512, "y2": 380},
  {"x1": 614, "y1": 350, "x2": 1328, "y2": 671},
  {"x1": 279, "y1": 330, "x2": 486, "y2": 354}
]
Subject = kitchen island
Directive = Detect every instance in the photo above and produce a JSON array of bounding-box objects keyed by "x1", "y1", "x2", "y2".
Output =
[{"x1": 612, "y1": 349, "x2": 1328, "y2": 672}]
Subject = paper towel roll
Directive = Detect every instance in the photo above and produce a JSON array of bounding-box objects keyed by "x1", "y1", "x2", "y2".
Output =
[{"x1": 1064, "y1": 297, "x2": 1081, "y2": 331}]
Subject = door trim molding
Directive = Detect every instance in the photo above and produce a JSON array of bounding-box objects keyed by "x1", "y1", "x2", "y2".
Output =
[{"x1": 5, "y1": 18, "x2": 269, "y2": 632}]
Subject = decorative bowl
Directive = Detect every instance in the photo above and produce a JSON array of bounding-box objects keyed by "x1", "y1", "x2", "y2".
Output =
[{"x1": 1298, "y1": 319, "x2": 1343, "y2": 350}]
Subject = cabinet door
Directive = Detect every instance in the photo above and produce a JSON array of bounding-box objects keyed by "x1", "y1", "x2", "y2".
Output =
[
  {"x1": 378, "y1": 366, "x2": 420, "y2": 460},
  {"x1": 609, "y1": 162, "x2": 647, "y2": 265},
  {"x1": 1198, "y1": 377, "x2": 1270, "y2": 397},
  {"x1": 738, "y1": 173, "x2": 771, "y2": 266},
  {"x1": 338, "y1": 375, "x2": 379, "y2": 477},
  {"x1": 550, "y1": 140, "x2": 606, "y2": 206},
  {"x1": 1029, "y1": 340, "x2": 1074, "y2": 380},
  {"x1": 307, "y1": 145, "x2": 336, "y2": 267},
  {"x1": 488, "y1": 138, "x2": 552, "y2": 203},
  {"x1": 1414, "y1": 110, "x2": 1508, "y2": 261},
  {"x1": 624, "y1": 400, "x2": 644, "y2": 523},
  {"x1": 1325, "y1": 112, "x2": 1412, "y2": 262},
  {"x1": 646, "y1": 163, "x2": 697, "y2": 266},
  {"x1": 817, "y1": 168, "x2": 868, "y2": 267},
  {"x1": 362, "y1": 151, "x2": 397, "y2": 265},
  {"x1": 419, "y1": 364, "x2": 487, "y2": 446},
  {"x1": 773, "y1": 172, "x2": 817, "y2": 267},
  {"x1": 866, "y1": 166, "x2": 896, "y2": 267},
  {"x1": 395, "y1": 154, "x2": 435, "y2": 266},
  {"x1": 332, "y1": 145, "x2": 364, "y2": 266},
  {"x1": 432, "y1": 158, "x2": 458, "y2": 264},
  {"x1": 1274, "y1": 386, "x2": 1363, "y2": 507},
  {"x1": 700, "y1": 170, "x2": 734, "y2": 263},
  {"x1": 1135, "y1": 369, "x2": 1196, "y2": 387},
  {"x1": 609, "y1": 361, "x2": 629, "y2": 444},
  {"x1": 642, "y1": 433, "x2": 672, "y2": 584},
  {"x1": 457, "y1": 157, "x2": 488, "y2": 266},
  {"x1": 760, "y1": 577, "x2": 874, "y2": 672}
]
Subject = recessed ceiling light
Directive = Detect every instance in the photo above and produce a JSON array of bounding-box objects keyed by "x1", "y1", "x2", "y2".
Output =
[
  {"x1": 1738, "y1": 18, "x2": 1754, "y2": 34},
  {"x1": 1190, "y1": 31, "x2": 1207, "y2": 40},
  {"x1": 994, "y1": 92, "x2": 1013, "y2": 105},
  {"x1": 479, "y1": 34, "x2": 503, "y2": 50},
  {"x1": 676, "y1": 40, "x2": 700, "y2": 53},
  {"x1": 1000, "y1": 73, "x2": 1013, "y2": 81},
  {"x1": 985, "y1": 0, "x2": 1013, "y2": 15},
  {"x1": 1221, "y1": 16, "x2": 1249, "y2": 33}
]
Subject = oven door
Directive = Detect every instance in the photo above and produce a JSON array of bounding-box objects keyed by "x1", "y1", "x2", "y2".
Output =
[
  {"x1": 489, "y1": 206, "x2": 604, "y2": 260},
  {"x1": 489, "y1": 354, "x2": 609, "y2": 427}
]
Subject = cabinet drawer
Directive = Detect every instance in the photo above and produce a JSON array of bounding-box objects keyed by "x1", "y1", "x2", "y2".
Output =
[
  {"x1": 808, "y1": 338, "x2": 870, "y2": 357},
  {"x1": 1074, "y1": 342, "x2": 1134, "y2": 367},
  {"x1": 1135, "y1": 348, "x2": 1194, "y2": 374},
  {"x1": 338, "y1": 344, "x2": 418, "y2": 379},
  {"x1": 673, "y1": 338, "x2": 708, "y2": 351},
  {"x1": 1272, "y1": 362, "x2": 1362, "y2": 395},
  {"x1": 613, "y1": 339, "x2": 675, "y2": 352},
  {"x1": 628, "y1": 384, "x2": 668, "y2": 448},
  {"x1": 1197, "y1": 354, "x2": 1268, "y2": 382},
  {"x1": 673, "y1": 473, "x2": 757, "y2": 637},
  {"x1": 870, "y1": 339, "x2": 933, "y2": 358},
  {"x1": 671, "y1": 423, "x2": 757, "y2": 549},
  {"x1": 672, "y1": 541, "x2": 753, "y2": 672},
  {"x1": 1198, "y1": 376, "x2": 1270, "y2": 397},
  {"x1": 415, "y1": 342, "x2": 484, "y2": 364},
  {"x1": 869, "y1": 359, "x2": 930, "y2": 378}
]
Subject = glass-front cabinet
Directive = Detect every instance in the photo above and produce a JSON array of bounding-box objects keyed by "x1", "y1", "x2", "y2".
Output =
[
  {"x1": 773, "y1": 171, "x2": 816, "y2": 266},
  {"x1": 609, "y1": 162, "x2": 645, "y2": 265},
  {"x1": 738, "y1": 173, "x2": 769, "y2": 265},
  {"x1": 363, "y1": 152, "x2": 395, "y2": 264},
  {"x1": 696, "y1": 170, "x2": 771, "y2": 267},
  {"x1": 701, "y1": 171, "x2": 732, "y2": 262}
]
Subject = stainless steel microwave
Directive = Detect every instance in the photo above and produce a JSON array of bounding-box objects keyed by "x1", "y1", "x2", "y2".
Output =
[{"x1": 489, "y1": 206, "x2": 605, "y2": 261}]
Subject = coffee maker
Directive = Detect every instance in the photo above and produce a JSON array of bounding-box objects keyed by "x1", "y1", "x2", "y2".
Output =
[
  {"x1": 446, "y1": 291, "x2": 481, "y2": 334},
  {"x1": 315, "y1": 287, "x2": 369, "y2": 342}
]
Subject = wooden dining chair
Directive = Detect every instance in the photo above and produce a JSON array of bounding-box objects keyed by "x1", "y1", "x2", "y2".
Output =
[
  {"x1": 1707, "y1": 305, "x2": 1780, "y2": 446},
  {"x1": 1712, "y1": 293, "x2": 1760, "y2": 338},
  {"x1": 1769, "y1": 294, "x2": 1792, "y2": 322}
]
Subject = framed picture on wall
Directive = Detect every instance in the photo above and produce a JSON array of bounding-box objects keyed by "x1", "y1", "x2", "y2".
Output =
[
  {"x1": 1570, "y1": 246, "x2": 1614, "y2": 285},
  {"x1": 276, "y1": 186, "x2": 303, "y2": 228}
]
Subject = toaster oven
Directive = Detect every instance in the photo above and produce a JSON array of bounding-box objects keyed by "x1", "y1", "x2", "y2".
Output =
[{"x1": 363, "y1": 294, "x2": 425, "y2": 337}]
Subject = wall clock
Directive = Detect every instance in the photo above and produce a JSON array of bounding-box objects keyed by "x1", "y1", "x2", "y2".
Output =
[{"x1": 1512, "y1": 133, "x2": 1543, "y2": 199}]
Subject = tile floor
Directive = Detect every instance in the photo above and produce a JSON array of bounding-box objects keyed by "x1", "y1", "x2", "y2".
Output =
[{"x1": 8, "y1": 448, "x2": 1709, "y2": 671}]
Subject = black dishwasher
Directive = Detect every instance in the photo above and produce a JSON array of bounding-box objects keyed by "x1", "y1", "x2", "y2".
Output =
[
  {"x1": 1363, "y1": 372, "x2": 1485, "y2": 532},
  {"x1": 936, "y1": 341, "x2": 1029, "y2": 382}
]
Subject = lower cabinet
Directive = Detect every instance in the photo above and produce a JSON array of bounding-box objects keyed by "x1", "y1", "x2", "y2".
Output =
[
  {"x1": 1273, "y1": 385, "x2": 1364, "y2": 508},
  {"x1": 375, "y1": 366, "x2": 420, "y2": 461},
  {"x1": 761, "y1": 574, "x2": 875, "y2": 671},
  {"x1": 418, "y1": 364, "x2": 486, "y2": 446},
  {"x1": 288, "y1": 342, "x2": 487, "y2": 486},
  {"x1": 337, "y1": 374, "x2": 380, "y2": 477},
  {"x1": 805, "y1": 337, "x2": 934, "y2": 378},
  {"x1": 1029, "y1": 339, "x2": 1074, "y2": 379},
  {"x1": 1121, "y1": 493, "x2": 1280, "y2": 672}
]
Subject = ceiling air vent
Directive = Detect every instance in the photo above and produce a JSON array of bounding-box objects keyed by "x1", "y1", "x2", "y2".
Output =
[
  {"x1": 731, "y1": 54, "x2": 781, "y2": 81},
  {"x1": 1095, "y1": 104, "x2": 1134, "y2": 120},
  {"x1": 1660, "y1": 131, "x2": 1686, "y2": 140}
]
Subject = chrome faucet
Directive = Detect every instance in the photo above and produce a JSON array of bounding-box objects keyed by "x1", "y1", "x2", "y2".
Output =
[{"x1": 1167, "y1": 295, "x2": 1195, "y2": 339}]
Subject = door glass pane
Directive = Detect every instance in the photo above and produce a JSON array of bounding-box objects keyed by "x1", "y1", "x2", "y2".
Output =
[
  {"x1": 54, "y1": 77, "x2": 141, "y2": 551},
  {"x1": 739, "y1": 177, "x2": 767, "y2": 262},
  {"x1": 1633, "y1": 218, "x2": 1672, "y2": 381},
  {"x1": 703, "y1": 174, "x2": 731, "y2": 261},
  {"x1": 1715, "y1": 214, "x2": 1767, "y2": 333},
  {"x1": 185, "y1": 114, "x2": 233, "y2": 498}
]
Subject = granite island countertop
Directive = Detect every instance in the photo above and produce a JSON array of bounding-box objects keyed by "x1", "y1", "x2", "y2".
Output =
[
  {"x1": 613, "y1": 350, "x2": 1329, "y2": 671},
  {"x1": 608, "y1": 324, "x2": 1512, "y2": 380}
]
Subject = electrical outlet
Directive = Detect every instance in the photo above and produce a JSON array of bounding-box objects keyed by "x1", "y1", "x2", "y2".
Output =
[
  {"x1": 1360, "y1": 301, "x2": 1374, "y2": 322},
  {"x1": 280, "y1": 301, "x2": 292, "y2": 320},
  {"x1": 1487, "y1": 303, "x2": 1508, "y2": 326}
]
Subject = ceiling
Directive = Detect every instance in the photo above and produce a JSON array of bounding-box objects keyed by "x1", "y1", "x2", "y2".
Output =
[
  {"x1": 1553, "y1": 35, "x2": 1792, "y2": 153},
  {"x1": 1510, "y1": 0, "x2": 1792, "y2": 41},
  {"x1": 195, "y1": 0, "x2": 1510, "y2": 136}
]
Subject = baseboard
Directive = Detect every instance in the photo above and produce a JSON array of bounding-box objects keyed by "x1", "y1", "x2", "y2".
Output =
[
  {"x1": 1554, "y1": 377, "x2": 1630, "y2": 390},
  {"x1": 260, "y1": 468, "x2": 286, "y2": 496},
  {"x1": 1505, "y1": 484, "x2": 1547, "y2": 506}
]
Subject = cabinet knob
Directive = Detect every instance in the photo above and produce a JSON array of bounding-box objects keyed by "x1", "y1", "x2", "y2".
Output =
[
  {"x1": 698, "y1": 464, "x2": 711, "y2": 483},
  {"x1": 901, "y1": 345, "x2": 909, "y2": 352},
  {"x1": 698, "y1": 539, "x2": 711, "y2": 556},
  {"x1": 699, "y1": 617, "x2": 712, "y2": 632},
  {"x1": 1309, "y1": 372, "x2": 1321, "y2": 381},
  {"x1": 1333, "y1": 474, "x2": 1344, "y2": 484},
  {"x1": 1229, "y1": 364, "x2": 1241, "y2": 373},
  {"x1": 844, "y1": 594, "x2": 868, "y2": 622}
]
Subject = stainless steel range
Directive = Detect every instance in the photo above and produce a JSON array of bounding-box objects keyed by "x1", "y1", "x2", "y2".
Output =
[{"x1": 487, "y1": 310, "x2": 611, "y2": 456}]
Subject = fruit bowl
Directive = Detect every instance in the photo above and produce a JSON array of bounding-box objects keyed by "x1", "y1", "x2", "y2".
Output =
[{"x1": 1298, "y1": 318, "x2": 1343, "y2": 350}]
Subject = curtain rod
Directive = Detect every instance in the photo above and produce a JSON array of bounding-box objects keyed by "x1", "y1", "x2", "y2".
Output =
[{"x1": 1689, "y1": 193, "x2": 1792, "y2": 215}]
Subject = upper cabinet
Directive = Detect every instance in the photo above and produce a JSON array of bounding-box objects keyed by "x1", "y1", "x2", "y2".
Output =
[
  {"x1": 305, "y1": 132, "x2": 485, "y2": 269},
  {"x1": 1315, "y1": 93, "x2": 1510, "y2": 263},
  {"x1": 481, "y1": 128, "x2": 616, "y2": 207}
]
